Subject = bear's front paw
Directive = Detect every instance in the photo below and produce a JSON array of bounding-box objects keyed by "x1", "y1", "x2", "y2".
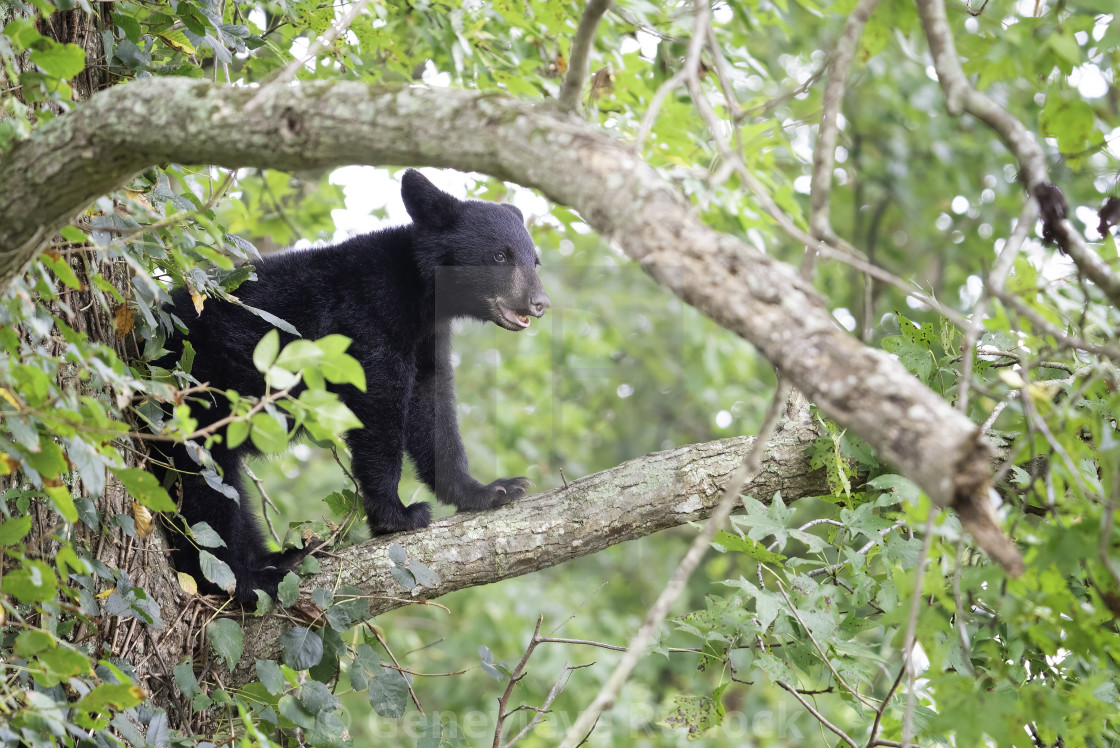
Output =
[{"x1": 474, "y1": 477, "x2": 532, "y2": 509}]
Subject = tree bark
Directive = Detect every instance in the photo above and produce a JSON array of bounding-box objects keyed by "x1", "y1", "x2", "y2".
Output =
[
  {"x1": 0, "y1": 77, "x2": 1022, "y2": 573},
  {"x1": 224, "y1": 417, "x2": 826, "y2": 683}
]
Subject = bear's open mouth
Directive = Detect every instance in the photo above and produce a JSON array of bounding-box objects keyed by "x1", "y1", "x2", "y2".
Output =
[{"x1": 496, "y1": 303, "x2": 531, "y2": 330}]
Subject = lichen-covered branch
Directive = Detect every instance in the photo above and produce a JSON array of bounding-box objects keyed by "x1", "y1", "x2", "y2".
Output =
[
  {"x1": 0, "y1": 76, "x2": 1021, "y2": 572},
  {"x1": 236, "y1": 421, "x2": 825, "y2": 671}
]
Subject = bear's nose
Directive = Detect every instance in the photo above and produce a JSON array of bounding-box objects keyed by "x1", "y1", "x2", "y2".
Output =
[{"x1": 530, "y1": 292, "x2": 551, "y2": 317}]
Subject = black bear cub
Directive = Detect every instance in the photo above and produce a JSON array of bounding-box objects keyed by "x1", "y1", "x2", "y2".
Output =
[{"x1": 159, "y1": 170, "x2": 550, "y2": 603}]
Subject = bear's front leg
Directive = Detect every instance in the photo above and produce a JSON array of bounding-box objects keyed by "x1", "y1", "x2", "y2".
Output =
[
  {"x1": 405, "y1": 327, "x2": 531, "y2": 512},
  {"x1": 342, "y1": 376, "x2": 433, "y2": 533}
]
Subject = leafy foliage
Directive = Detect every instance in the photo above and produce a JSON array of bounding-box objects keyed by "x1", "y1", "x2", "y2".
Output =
[{"x1": 2, "y1": 0, "x2": 1120, "y2": 747}]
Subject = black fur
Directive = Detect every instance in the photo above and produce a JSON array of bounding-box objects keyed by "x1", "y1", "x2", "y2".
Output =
[{"x1": 157, "y1": 170, "x2": 549, "y2": 603}]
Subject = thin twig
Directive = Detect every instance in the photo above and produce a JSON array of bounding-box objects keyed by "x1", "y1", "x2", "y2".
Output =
[
  {"x1": 502, "y1": 663, "x2": 594, "y2": 748},
  {"x1": 992, "y1": 289, "x2": 1120, "y2": 362},
  {"x1": 634, "y1": 0, "x2": 708, "y2": 150},
  {"x1": 247, "y1": 0, "x2": 373, "y2": 110},
  {"x1": 558, "y1": 377, "x2": 792, "y2": 747},
  {"x1": 771, "y1": 576, "x2": 877, "y2": 709},
  {"x1": 775, "y1": 680, "x2": 859, "y2": 748},
  {"x1": 245, "y1": 466, "x2": 282, "y2": 544},
  {"x1": 557, "y1": 0, "x2": 612, "y2": 112},
  {"x1": 493, "y1": 615, "x2": 545, "y2": 748},
  {"x1": 958, "y1": 200, "x2": 1038, "y2": 413},
  {"x1": 866, "y1": 665, "x2": 906, "y2": 747},
  {"x1": 371, "y1": 627, "x2": 424, "y2": 715},
  {"x1": 808, "y1": 0, "x2": 884, "y2": 249},
  {"x1": 901, "y1": 508, "x2": 937, "y2": 748}
]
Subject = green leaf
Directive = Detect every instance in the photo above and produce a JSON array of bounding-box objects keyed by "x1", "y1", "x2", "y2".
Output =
[
  {"x1": 0, "y1": 515, "x2": 33, "y2": 546},
  {"x1": 275, "y1": 339, "x2": 323, "y2": 371},
  {"x1": 197, "y1": 550, "x2": 237, "y2": 594},
  {"x1": 244, "y1": 305, "x2": 300, "y2": 337},
  {"x1": 279, "y1": 627, "x2": 323, "y2": 670},
  {"x1": 173, "y1": 661, "x2": 202, "y2": 699},
  {"x1": 659, "y1": 694, "x2": 724, "y2": 739},
  {"x1": 207, "y1": 618, "x2": 243, "y2": 670},
  {"x1": 3, "y1": 17, "x2": 43, "y2": 50},
  {"x1": 2, "y1": 560, "x2": 59, "y2": 602},
  {"x1": 226, "y1": 418, "x2": 250, "y2": 449},
  {"x1": 23, "y1": 436, "x2": 67, "y2": 479},
  {"x1": 408, "y1": 559, "x2": 441, "y2": 589},
  {"x1": 180, "y1": 340, "x2": 195, "y2": 374},
  {"x1": 77, "y1": 684, "x2": 145, "y2": 713},
  {"x1": 712, "y1": 530, "x2": 786, "y2": 563},
  {"x1": 250, "y1": 411, "x2": 290, "y2": 453},
  {"x1": 278, "y1": 693, "x2": 316, "y2": 730},
  {"x1": 39, "y1": 253, "x2": 81, "y2": 290},
  {"x1": 276, "y1": 570, "x2": 300, "y2": 607},
  {"x1": 349, "y1": 644, "x2": 382, "y2": 691},
  {"x1": 253, "y1": 329, "x2": 280, "y2": 373},
  {"x1": 36, "y1": 646, "x2": 92, "y2": 686},
  {"x1": 30, "y1": 42, "x2": 87, "y2": 79},
  {"x1": 190, "y1": 521, "x2": 226, "y2": 548},
  {"x1": 15, "y1": 630, "x2": 55, "y2": 656},
  {"x1": 299, "y1": 390, "x2": 362, "y2": 438},
  {"x1": 256, "y1": 658, "x2": 286, "y2": 696},
  {"x1": 417, "y1": 716, "x2": 469, "y2": 747},
  {"x1": 326, "y1": 586, "x2": 370, "y2": 631},
  {"x1": 368, "y1": 668, "x2": 409, "y2": 718},
  {"x1": 298, "y1": 680, "x2": 339, "y2": 714},
  {"x1": 45, "y1": 484, "x2": 78, "y2": 523},
  {"x1": 111, "y1": 467, "x2": 176, "y2": 511}
]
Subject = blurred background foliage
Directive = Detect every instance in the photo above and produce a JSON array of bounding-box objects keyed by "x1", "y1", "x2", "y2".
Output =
[{"x1": 2, "y1": 0, "x2": 1120, "y2": 746}]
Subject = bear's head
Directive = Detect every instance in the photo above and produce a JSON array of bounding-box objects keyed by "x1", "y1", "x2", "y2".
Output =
[{"x1": 402, "y1": 169, "x2": 550, "y2": 331}]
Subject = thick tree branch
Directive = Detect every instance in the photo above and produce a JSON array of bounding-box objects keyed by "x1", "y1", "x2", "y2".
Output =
[
  {"x1": 236, "y1": 421, "x2": 826, "y2": 670},
  {"x1": 915, "y1": 0, "x2": 1120, "y2": 309},
  {"x1": 0, "y1": 77, "x2": 1021, "y2": 572}
]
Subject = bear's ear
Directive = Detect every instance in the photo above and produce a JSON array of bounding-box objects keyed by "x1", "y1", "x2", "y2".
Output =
[
  {"x1": 501, "y1": 203, "x2": 524, "y2": 222},
  {"x1": 401, "y1": 169, "x2": 461, "y2": 229}
]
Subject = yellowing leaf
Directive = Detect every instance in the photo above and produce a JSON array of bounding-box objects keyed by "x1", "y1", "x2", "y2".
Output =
[
  {"x1": 0, "y1": 456, "x2": 14, "y2": 475},
  {"x1": 190, "y1": 288, "x2": 205, "y2": 315},
  {"x1": 132, "y1": 501, "x2": 154, "y2": 538},
  {"x1": 998, "y1": 369, "x2": 1026, "y2": 389},
  {"x1": 1028, "y1": 382, "x2": 1062, "y2": 403},
  {"x1": 177, "y1": 571, "x2": 199, "y2": 596},
  {"x1": 157, "y1": 31, "x2": 196, "y2": 54},
  {"x1": 113, "y1": 304, "x2": 135, "y2": 337},
  {"x1": 0, "y1": 388, "x2": 23, "y2": 409}
]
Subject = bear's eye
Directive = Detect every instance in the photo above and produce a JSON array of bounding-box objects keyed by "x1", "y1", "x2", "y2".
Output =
[{"x1": 493, "y1": 251, "x2": 507, "y2": 263}]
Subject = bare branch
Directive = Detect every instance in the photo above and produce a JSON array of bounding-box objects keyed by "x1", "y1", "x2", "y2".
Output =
[
  {"x1": 809, "y1": 0, "x2": 884, "y2": 245},
  {"x1": 958, "y1": 200, "x2": 1039, "y2": 413},
  {"x1": 635, "y1": 0, "x2": 708, "y2": 150},
  {"x1": 557, "y1": 0, "x2": 612, "y2": 113},
  {"x1": 558, "y1": 380, "x2": 792, "y2": 747},
  {"x1": 775, "y1": 679, "x2": 860, "y2": 748},
  {"x1": 991, "y1": 289, "x2": 1120, "y2": 362},
  {"x1": 252, "y1": 0, "x2": 374, "y2": 100},
  {"x1": 901, "y1": 509, "x2": 936, "y2": 748},
  {"x1": 915, "y1": 0, "x2": 1120, "y2": 309},
  {"x1": 866, "y1": 666, "x2": 906, "y2": 748}
]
